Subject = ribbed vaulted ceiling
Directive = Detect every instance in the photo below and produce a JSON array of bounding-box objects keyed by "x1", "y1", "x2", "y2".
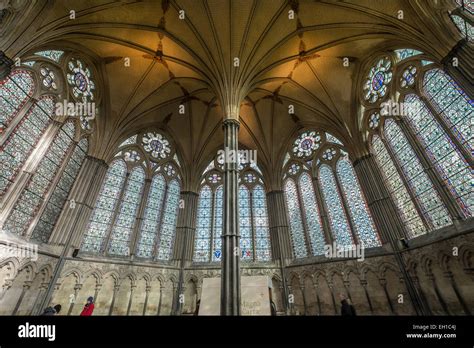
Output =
[{"x1": 4, "y1": 0, "x2": 460, "y2": 189}]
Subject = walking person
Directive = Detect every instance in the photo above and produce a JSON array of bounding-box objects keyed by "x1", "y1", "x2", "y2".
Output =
[
  {"x1": 80, "y1": 296, "x2": 95, "y2": 316},
  {"x1": 340, "y1": 293, "x2": 356, "y2": 316}
]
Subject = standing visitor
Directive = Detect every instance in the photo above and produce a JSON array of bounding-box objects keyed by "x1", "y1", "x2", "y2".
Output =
[{"x1": 80, "y1": 296, "x2": 95, "y2": 316}]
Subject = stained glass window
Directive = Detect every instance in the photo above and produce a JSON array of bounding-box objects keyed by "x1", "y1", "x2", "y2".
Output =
[
  {"x1": 142, "y1": 132, "x2": 171, "y2": 159},
  {"x1": 0, "y1": 97, "x2": 54, "y2": 197},
  {"x1": 40, "y1": 67, "x2": 57, "y2": 90},
  {"x1": 322, "y1": 148, "x2": 337, "y2": 161},
  {"x1": 119, "y1": 135, "x2": 137, "y2": 147},
  {"x1": 372, "y1": 135, "x2": 427, "y2": 238},
  {"x1": 212, "y1": 186, "x2": 223, "y2": 261},
  {"x1": 108, "y1": 167, "x2": 145, "y2": 256},
  {"x1": 293, "y1": 131, "x2": 321, "y2": 158},
  {"x1": 252, "y1": 185, "x2": 271, "y2": 262},
  {"x1": 81, "y1": 160, "x2": 127, "y2": 253},
  {"x1": 423, "y1": 69, "x2": 473, "y2": 153},
  {"x1": 156, "y1": 179, "x2": 180, "y2": 260},
  {"x1": 325, "y1": 133, "x2": 343, "y2": 145},
  {"x1": 363, "y1": 57, "x2": 392, "y2": 103},
  {"x1": 451, "y1": 15, "x2": 473, "y2": 41},
  {"x1": 239, "y1": 186, "x2": 253, "y2": 261},
  {"x1": 400, "y1": 65, "x2": 417, "y2": 88},
  {"x1": 336, "y1": 158, "x2": 381, "y2": 248},
  {"x1": 284, "y1": 179, "x2": 307, "y2": 258},
  {"x1": 299, "y1": 173, "x2": 326, "y2": 255},
  {"x1": 135, "y1": 174, "x2": 166, "y2": 258},
  {"x1": 34, "y1": 50, "x2": 64, "y2": 63},
  {"x1": 394, "y1": 49, "x2": 422, "y2": 61},
  {"x1": 404, "y1": 94, "x2": 472, "y2": 217},
  {"x1": 455, "y1": 0, "x2": 474, "y2": 14},
  {"x1": 383, "y1": 119, "x2": 452, "y2": 229},
  {"x1": 368, "y1": 112, "x2": 380, "y2": 129},
  {"x1": 67, "y1": 58, "x2": 95, "y2": 101},
  {"x1": 319, "y1": 165, "x2": 354, "y2": 249},
  {"x1": 3, "y1": 122, "x2": 76, "y2": 236},
  {"x1": 193, "y1": 185, "x2": 212, "y2": 262},
  {"x1": 0, "y1": 70, "x2": 34, "y2": 130},
  {"x1": 31, "y1": 138, "x2": 88, "y2": 243}
]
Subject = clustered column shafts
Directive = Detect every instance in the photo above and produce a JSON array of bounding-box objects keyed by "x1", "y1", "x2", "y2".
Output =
[
  {"x1": 35, "y1": 156, "x2": 108, "y2": 315},
  {"x1": 353, "y1": 154, "x2": 431, "y2": 315},
  {"x1": 266, "y1": 190, "x2": 293, "y2": 312},
  {"x1": 221, "y1": 119, "x2": 241, "y2": 315},
  {"x1": 173, "y1": 191, "x2": 199, "y2": 315},
  {"x1": 442, "y1": 39, "x2": 474, "y2": 100}
]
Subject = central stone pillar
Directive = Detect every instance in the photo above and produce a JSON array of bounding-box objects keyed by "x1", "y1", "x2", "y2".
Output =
[{"x1": 221, "y1": 118, "x2": 241, "y2": 315}]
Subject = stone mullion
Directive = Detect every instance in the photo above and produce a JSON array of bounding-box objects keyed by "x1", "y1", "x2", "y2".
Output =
[
  {"x1": 332, "y1": 167, "x2": 360, "y2": 246},
  {"x1": 398, "y1": 120, "x2": 464, "y2": 221},
  {"x1": 152, "y1": 182, "x2": 169, "y2": 260},
  {"x1": 381, "y1": 135, "x2": 432, "y2": 231},
  {"x1": 249, "y1": 188, "x2": 257, "y2": 262},
  {"x1": 0, "y1": 121, "x2": 61, "y2": 230},
  {"x1": 0, "y1": 98, "x2": 36, "y2": 147},
  {"x1": 295, "y1": 178, "x2": 313, "y2": 257},
  {"x1": 24, "y1": 138, "x2": 77, "y2": 240},
  {"x1": 312, "y1": 176, "x2": 333, "y2": 246},
  {"x1": 130, "y1": 178, "x2": 152, "y2": 259},
  {"x1": 208, "y1": 188, "x2": 216, "y2": 262},
  {"x1": 103, "y1": 172, "x2": 130, "y2": 255},
  {"x1": 418, "y1": 94, "x2": 473, "y2": 166}
]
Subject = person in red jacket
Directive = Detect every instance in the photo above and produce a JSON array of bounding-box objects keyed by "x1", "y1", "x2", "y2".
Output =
[{"x1": 80, "y1": 296, "x2": 95, "y2": 316}]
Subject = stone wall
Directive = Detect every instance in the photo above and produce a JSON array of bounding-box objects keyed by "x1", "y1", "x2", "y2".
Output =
[
  {"x1": 282, "y1": 232, "x2": 473, "y2": 316},
  {"x1": 0, "y1": 231, "x2": 472, "y2": 316}
]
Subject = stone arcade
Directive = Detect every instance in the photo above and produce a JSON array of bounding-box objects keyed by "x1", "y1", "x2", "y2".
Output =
[{"x1": 0, "y1": 0, "x2": 472, "y2": 317}]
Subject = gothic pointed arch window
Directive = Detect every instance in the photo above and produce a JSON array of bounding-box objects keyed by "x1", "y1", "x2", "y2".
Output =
[
  {"x1": 283, "y1": 132, "x2": 381, "y2": 259},
  {"x1": 80, "y1": 130, "x2": 182, "y2": 262},
  {"x1": 0, "y1": 50, "x2": 93, "y2": 243},
  {"x1": 193, "y1": 153, "x2": 272, "y2": 263},
  {"x1": 363, "y1": 48, "x2": 472, "y2": 240},
  {"x1": 451, "y1": 0, "x2": 473, "y2": 41}
]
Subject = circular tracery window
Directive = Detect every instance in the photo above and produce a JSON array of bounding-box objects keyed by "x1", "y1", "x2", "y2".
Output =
[
  {"x1": 363, "y1": 57, "x2": 392, "y2": 104},
  {"x1": 292, "y1": 131, "x2": 321, "y2": 158}
]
